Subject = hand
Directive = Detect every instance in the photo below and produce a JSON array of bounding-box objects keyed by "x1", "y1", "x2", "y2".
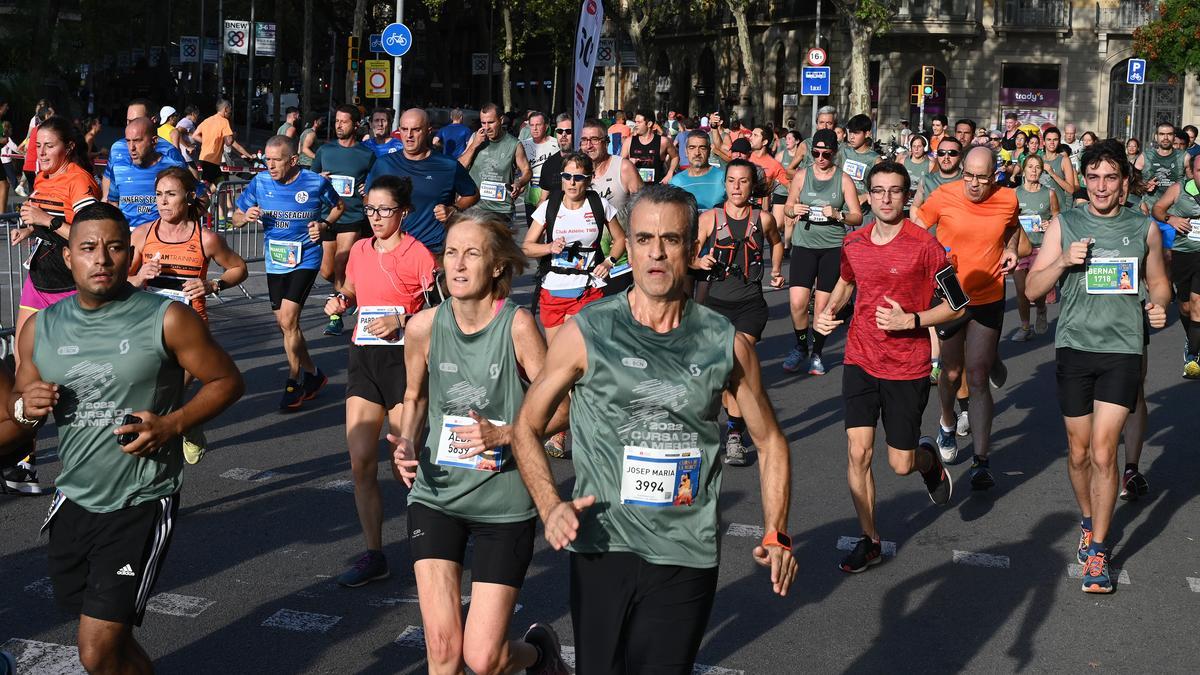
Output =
[
  {"x1": 752, "y1": 543, "x2": 798, "y2": 596},
  {"x1": 180, "y1": 278, "x2": 211, "y2": 301},
  {"x1": 433, "y1": 204, "x2": 455, "y2": 223},
  {"x1": 325, "y1": 295, "x2": 348, "y2": 317},
  {"x1": 307, "y1": 220, "x2": 325, "y2": 242},
  {"x1": 1171, "y1": 217, "x2": 1193, "y2": 235},
  {"x1": 789, "y1": 203, "x2": 810, "y2": 219},
  {"x1": 1063, "y1": 237, "x2": 1092, "y2": 267},
  {"x1": 822, "y1": 204, "x2": 836, "y2": 219},
  {"x1": 139, "y1": 254, "x2": 162, "y2": 282},
  {"x1": 769, "y1": 270, "x2": 785, "y2": 288},
  {"x1": 9, "y1": 225, "x2": 33, "y2": 246},
  {"x1": 998, "y1": 249, "x2": 1018, "y2": 275},
  {"x1": 693, "y1": 253, "x2": 717, "y2": 271},
  {"x1": 592, "y1": 260, "x2": 612, "y2": 279},
  {"x1": 19, "y1": 202, "x2": 51, "y2": 228},
  {"x1": 244, "y1": 206, "x2": 263, "y2": 222},
  {"x1": 366, "y1": 312, "x2": 405, "y2": 341},
  {"x1": 17, "y1": 381, "x2": 58, "y2": 418},
  {"x1": 813, "y1": 307, "x2": 842, "y2": 336},
  {"x1": 1145, "y1": 178, "x2": 1158, "y2": 193},
  {"x1": 875, "y1": 296, "x2": 914, "y2": 331},
  {"x1": 1145, "y1": 302, "x2": 1166, "y2": 329},
  {"x1": 387, "y1": 434, "x2": 419, "y2": 488},
  {"x1": 448, "y1": 411, "x2": 506, "y2": 456},
  {"x1": 510, "y1": 182, "x2": 526, "y2": 200},
  {"x1": 320, "y1": 171, "x2": 331, "y2": 178},
  {"x1": 549, "y1": 237, "x2": 567, "y2": 255},
  {"x1": 543, "y1": 496, "x2": 596, "y2": 550},
  {"x1": 114, "y1": 410, "x2": 177, "y2": 458}
]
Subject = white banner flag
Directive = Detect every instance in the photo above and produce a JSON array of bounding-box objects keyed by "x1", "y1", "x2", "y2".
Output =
[
  {"x1": 179, "y1": 36, "x2": 200, "y2": 64},
  {"x1": 572, "y1": 0, "x2": 604, "y2": 144},
  {"x1": 224, "y1": 20, "x2": 250, "y2": 55}
]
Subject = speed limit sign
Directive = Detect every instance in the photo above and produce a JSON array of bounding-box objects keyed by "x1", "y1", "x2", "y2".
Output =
[{"x1": 806, "y1": 47, "x2": 827, "y2": 67}]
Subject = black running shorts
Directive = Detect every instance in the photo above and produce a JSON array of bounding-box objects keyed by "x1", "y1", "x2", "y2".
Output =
[
  {"x1": 703, "y1": 295, "x2": 769, "y2": 341},
  {"x1": 842, "y1": 364, "x2": 931, "y2": 451},
  {"x1": 346, "y1": 343, "x2": 406, "y2": 409},
  {"x1": 1056, "y1": 347, "x2": 1142, "y2": 416},
  {"x1": 788, "y1": 245, "x2": 841, "y2": 293},
  {"x1": 1170, "y1": 250, "x2": 1200, "y2": 299},
  {"x1": 570, "y1": 551, "x2": 718, "y2": 674},
  {"x1": 267, "y1": 269, "x2": 319, "y2": 310},
  {"x1": 320, "y1": 219, "x2": 369, "y2": 242},
  {"x1": 406, "y1": 501, "x2": 535, "y2": 588},
  {"x1": 198, "y1": 160, "x2": 223, "y2": 184},
  {"x1": 46, "y1": 492, "x2": 179, "y2": 626},
  {"x1": 936, "y1": 299, "x2": 1005, "y2": 340}
]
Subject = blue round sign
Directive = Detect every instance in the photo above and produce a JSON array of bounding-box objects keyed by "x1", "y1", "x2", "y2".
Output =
[{"x1": 381, "y1": 23, "x2": 412, "y2": 58}]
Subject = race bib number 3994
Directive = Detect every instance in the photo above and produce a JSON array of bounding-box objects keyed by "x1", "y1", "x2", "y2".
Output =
[{"x1": 620, "y1": 446, "x2": 702, "y2": 507}]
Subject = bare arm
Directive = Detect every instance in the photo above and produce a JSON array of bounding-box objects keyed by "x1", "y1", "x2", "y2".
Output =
[
  {"x1": 761, "y1": 211, "x2": 784, "y2": 286},
  {"x1": 840, "y1": 174, "x2": 864, "y2": 227},
  {"x1": 512, "y1": 144, "x2": 533, "y2": 194},
  {"x1": 621, "y1": 158, "x2": 645, "y2": 195},
  {"x1": 662, "y1": 136, "x2": 679, "y2": 181},
  {"x1": 1144, "y1": 222, "x2": 1171, "y2": 315},
  {"x1": 392, "y1": 309, "x2": 434, "y2": 486},
  {"x1": 522, "y1": 218, "x2": 555, "y2": 258},
  {"x1": 1025, "y1": 216, "x2": 1069, "y2": 299},
  {"x1": 202, "y1": 229, "x2": 250, "y2": 291}
]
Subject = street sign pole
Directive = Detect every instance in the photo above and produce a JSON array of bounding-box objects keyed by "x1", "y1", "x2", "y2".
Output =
[
  {"x1": 198, "y1": 0, "x2": 205, "y2": 95},
  {"x1": 246, "y1": 0, "x2": 256, "y2": 144},
  {"x1": 393, "y1": 0, "x2": 403, "y2": 117},
  {"x1": 811, "y1": 0, "x2": 821, "y2": 137},
  {"x1": 1125, "y1": 58, "x2": 1146, "y2": 141},
  {"x1": 918, "y1": 98, "x2": 925, "y2": 138},
  {"x1": 1129, "y1": 84, "x2": 1137, "y2": 142},
  {"x1": 218, "y1": 0, "x2": 224, "y2": 95}
]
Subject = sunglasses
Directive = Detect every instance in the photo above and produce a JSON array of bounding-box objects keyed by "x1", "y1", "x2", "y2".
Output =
[
  {"x1": 560, "y1": 172, "x2": 591, "y2": 182},
  {"x1": 936, "y1": 149, "x2": 961, "y2": 157},
  {"x1": 555, "y1": 128, "x2": 572, "y2": 135},
  {"x1": 811, "y1": 149, "x2": 834, "y2": 159}
]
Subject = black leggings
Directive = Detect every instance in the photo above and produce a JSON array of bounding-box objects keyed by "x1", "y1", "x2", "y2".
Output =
[{"x1": 570, "y1": 551, "x2": 718, "y2": 675}]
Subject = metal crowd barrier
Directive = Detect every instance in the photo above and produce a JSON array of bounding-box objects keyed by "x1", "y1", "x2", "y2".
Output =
[
  {"x1": 205, "y1": 178, "x2": 263, "y2": 265},
  {"x1": 0, "y1": 211, "x2": 31, "y2": 358}
]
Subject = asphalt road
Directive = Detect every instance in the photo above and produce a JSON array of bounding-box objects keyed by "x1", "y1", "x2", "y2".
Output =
[{"x1": 2, "y1": 248, "x2": 1199, "y2": 674}]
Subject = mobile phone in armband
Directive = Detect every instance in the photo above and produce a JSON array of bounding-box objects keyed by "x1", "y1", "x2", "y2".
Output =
[{"x1": 934, "y1": 265, "x2": 970, "y2": 311}]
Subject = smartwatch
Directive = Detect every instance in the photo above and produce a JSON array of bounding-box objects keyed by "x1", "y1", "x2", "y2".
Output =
[
  {"x1": 607, "y1": 256, "x2": 619, "y2": 266},
  {"x1": 761, "y1": 531, "x2": 792, "y2": 549}
]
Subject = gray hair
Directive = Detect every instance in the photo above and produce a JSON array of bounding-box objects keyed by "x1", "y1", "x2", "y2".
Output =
[
  {"x1": 265, "y1": 134, "x2": 296, "y2": 156},
  {"x1": 817, "y1": 105, "x2": 836, "y2": 116},
  {"x1": 450, "y1": 107, "x2": 463, "y2": 122},
  {"x1": 685, "y1": 129, "x2": 711, "y2": 146},
  {"x1": 528, "y1": 111, "x2": 548, "y2": 125},
  {"x1": 555, "y1": 112, "x2": 571, "y2": 125},
  {"x1": 627, "y1": 183, "x2": 699, "y2": 243}
]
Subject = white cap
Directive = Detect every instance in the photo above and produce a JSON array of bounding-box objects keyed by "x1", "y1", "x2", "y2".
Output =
[{"x1": 159, "y1": 105, "x2": 177, "y2": 121}]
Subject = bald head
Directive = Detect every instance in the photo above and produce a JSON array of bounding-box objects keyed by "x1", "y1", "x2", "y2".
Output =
[
  {"x1": 396, "y1": 108, "x2": 432, "y2": 154},
  {"x1": 400, "y1": 108, "x2": 429, "y2": 129},
  {"x1": 125, "y1": 117, "x2": 154, "y2": 138},
  {"x1": 962, "y1": 146, "x2": 998, "y2": 202},
  {"x1": 124, "y1": 117, "x2": 158, "y2": 166}
]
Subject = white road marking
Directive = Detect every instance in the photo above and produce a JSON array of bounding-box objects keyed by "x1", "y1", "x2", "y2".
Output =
[
  {"x1": 368, "y1": 595, "x2": 422, "y2": 608},
  {"x1": 838, "y1": 536, "x2": 897, "y2": 557},
  {"x1": 1002, "y1": 471, "x2": 1024, "y2": 476},
  {"x1": 221, "y1": 468, "x2": 277, "y2": 482},
  {"x1": 1067, "y1": 564, "x2": 1131, "y2": 585},
  {"x1": 725, "y1": 523, "x2": 764, "y2": 539},
  {"x1": 419, "y1": 638, "x2": 737, "y2": 674},
  {"x1": 1, "y1": 638, "x2": 86, "y2": 674},
  {"x1": 145, "y1": 593, "x2": 215, "y2": 618},
  {"x1": 261, "y1": 609, "x2": 341, "y2": 633},
  {"x1": 952, "y1": 550, "x2": 1010, "y2": 568},
  {"x1": 319, "y1": 479, "x2": 355, "y2": 493},
  {"x1": 24, "y1": 577, "x2": 54, "y2": 599},
  {"x1": 394, "y1": 625, "x2": 426, "y2": 648},
  {"x1": 1187, "y1": 577, "x2": 1200, "y2": 593}
]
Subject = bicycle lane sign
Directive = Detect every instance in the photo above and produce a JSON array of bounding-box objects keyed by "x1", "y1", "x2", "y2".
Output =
[{"x1": 381, "y1": 23, "x2": 412, "y2": 58}]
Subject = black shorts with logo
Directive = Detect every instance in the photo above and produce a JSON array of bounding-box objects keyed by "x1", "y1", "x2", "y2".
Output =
[
  {"x1": 46, "y1": 491, "x2": 179, "y2": 626},
  {"x1": 407, "y1": 501, "x2": 535, "y2": 588},
  {"x1": 1056, "y1": 347, "x2": 1143, "y2": 416},
  {"x1": 842, "y1": 364, "x2": 931, "y2": 451},
  {"x1": 267, "y1": 269, "x2": 320, "y2": 310},
  {"x1": 346, "y1": 343, "x2": 406, "y2": 408},
  {"x1": 789, "y1": 246, "x2": 841, "y2": 293},
  {"x1": 320, "y1": 219, "x2": 371, "y2": 242},
  {"x1": 703, "y1": 295, "x2": 769, "y2": 341},
  {"x1": 936, "y1": 299, "x2": 1005, "y2": 339},
  {"x1": 1170, "y1": 250, "x2": 1200, "y2": 299}
]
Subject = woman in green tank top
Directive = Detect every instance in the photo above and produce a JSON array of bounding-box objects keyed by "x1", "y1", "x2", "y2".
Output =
[
  {"x1": 393, "y1": 211, "x2": 570, "y2": 674},
  {"x1": 902, "y1": 134, "x2": 931, "y2": 210},
  {"x1": 1012, "y1": 155, "x2": 1060, "y2": 341}
]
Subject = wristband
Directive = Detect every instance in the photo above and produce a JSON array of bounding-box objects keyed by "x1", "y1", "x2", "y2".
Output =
[
  {"x1": 912, "y1": 312, "x2": 921, "y2": 330},
  {"x1": 762, "y1": 531, "x2": 792, "y2": 549},
  {"x1": 317, "y1": 219, "x2": 331, "y2": 229}
]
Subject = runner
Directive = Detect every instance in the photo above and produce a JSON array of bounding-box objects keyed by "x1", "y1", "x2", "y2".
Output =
[
  {"x1": 916, "y1": 146, "x2": 1021, "y2": 488},
  {"x1": 106, "y1": 117, "x2": 190, "y2": 229},
  {"x1": 813, "y1": 161, "x2": 958, "y2": 573},
  {"x1": 537, "y1": 114, "x2": 574, "y2": 201},
  {"x1": 1024, "y1": 139, "x2": 1170, "y2": 593},
  {"x1": 953, "y1": 119, "x2": 976, "y2": 149},
  {"x1": 433, "y1": 107, "x2": 474, "y2": 159},
  {"x1": 392, "y1": 210, "x2": 571, "y2": 675},
  {"x1": 693, "y1": 159, "x2": 784, "y2": 466},
  {"x1": 511, "y1": 183, "x2": 797, "y2": 673},
  {"x1": 102, "y1": 99, "x2": 188, "y2": 202},
  {"x1": 232, "y1": 135, "x2": 345, "y2": 409},
  {"x1": 774, "y1": 129, "x2": 807, "y2": 245},
  {"x1": 13, "y1": 202, "x2": 243, "y2": 673},
  {"x1": 999, "y1": 113, "x2": 1021, "y2": 152},
  {"x1": 621, "y1": 109, "x2": 678, "y2": 184},
  {"x1": 747, "y1": 125, "x2": 789, "y2": 209},
  {"x1": 277, "y1": 106, "x2": 301, "y2": 139},
  {"x1": 459, "y1": 103, "x2": 532, "y2": 227},
  {"x1": 1150, "y1": 150, "x2": 1200, "y2": 377},
  {"x1": 1135, "y1": 123, "x2": 1186, "y2": 212},
  {"x1": 365, "y1": 108, "x2": 480, "y2": 254},
  {"x1": 297, "y1": 113, "x2": 324, "y2": 168},
  {"x1": 910, "y1": 136, "x2": 964, "y2": 212},
  {"x1": 191, "y1": 99, "x2": 254, "y2": 186},
  {"x1": 520, "y1": 111, "x2": 560, "y2": 222},
  {"x1": 578, "y1": 118, "x2": 643, "y2": 296},
  {"x1": 364, "y1": 108, "x2": 404, "y2": 156},
  {"x1": 157, "y1": 106, "x2": 180, "y2": 144},
  {"x1": 668, "y1": 130, "x2": 726, "y2": 211},
  {"x1": 901, "y1": 134, "x2": 931, "y2": 210},
  {"x1": 171, "y1": 106, "x2": 200, "y2": 163},
  {"x1": 782, "y1": 129, "x2": 863, "y2": 375},
  {"x1": 1011, "y1": 155, "x2": 1060, "y2": 342},
  {"x1": 1041, "y1": 127, "x2": 1077, "y2": 215},
  {"x1": 607, "y1": 111, "x2": 632, "y2": 157},
  {"x1": 817, "y1": 106, "x2": 837, "y2": 131},
  {"x1": 313, "y1": 104, "x2": 377, "y2": 336},
  {"x1": 842, "y1": 114, "x2": 882, "y2": 201},
  {"x1": 323, "y1": 175, "x2": 437, "y2": 587},
  {"x1": 928, "y1": 115, "x2": 949, "y2": 152}
]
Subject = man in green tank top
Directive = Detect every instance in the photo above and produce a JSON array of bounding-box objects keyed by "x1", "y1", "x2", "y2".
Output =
[
  {"x1": 459, "y1": 102, "x2": 532, "y2": 224},
  {"x1": 1150, "y1": 151, "x2": 1200, "y2": 378},
  {"x1": 1135, "y1": 122, "x2": 1186, "y2": 209},
  {"x1": 12, "y1": 203, "x2": 244, "y2": 673},
  {"x1": 1026, "y1": 140, "x2": 1170, "y2": 594},
  {"x1": 842, "y1": 114, "x2": 882, "y2": 204},
  {"x1": 513, "y1": 184, "x2": 797, "y2": 672},
  {"x1": 910, "y1": 136, "x2": 964, "y2": 213}
]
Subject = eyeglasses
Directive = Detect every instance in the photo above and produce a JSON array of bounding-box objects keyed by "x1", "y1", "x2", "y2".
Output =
[
  {"x1": 560, "y1": 172, "x2": 591, "y2": 182},
  {"x1": 868, "y1": 187, "x2": 907, "y2": 198},
  {"x1": 555, "y1": 128, "x2": 573, "y2": 135},
  {"x1": 961, "y1": 170, "x2": 993, "y2": 184},
  {"x1": 811, "y1": 149, "x2": 834, "y2": 159},
  {"x1": 364, "y1": 205, "x2": 401, "y2": 218},
  {"x1": 579, "y1": 136, "x2": 605, "y2": 144},
  {"x1": 936, "y1": 149, "x2": 961, "y2": 157}
]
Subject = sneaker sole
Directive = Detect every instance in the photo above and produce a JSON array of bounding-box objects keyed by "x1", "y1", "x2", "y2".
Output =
[
  {"x1": 839, "y1": 555, "x2": 883, "y2": 574},
  {"x1": 1082, "y1": 582, "x2": 1114, "y2": 593},
  {"x1": 3, "y1": 480, "x2": 50, "y2": 495},
  {"x1": 336, "y1": 570, "x2": 390, "y2": 588},
  {"x1": 302, "y1": 377, "x2": 328, "y2": 401}
]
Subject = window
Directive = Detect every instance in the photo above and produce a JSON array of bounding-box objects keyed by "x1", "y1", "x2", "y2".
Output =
[{"x1": 1001, "y1": 64, "x2": 1060, "y2": 90}]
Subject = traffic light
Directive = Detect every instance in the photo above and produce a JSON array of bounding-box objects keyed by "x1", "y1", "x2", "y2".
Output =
[
  {"x1": 921, "y1": 65, "x2": 936, "y2": 98},
  {"x1": 910, "y1": 85, "x2": 921, "y2": 106},
  {"x1": 347, "y1": 36, "x2": 361, "y2": 73},
  {"x1": 348, "y1": 36, "x2": 360, "y2": 50}
]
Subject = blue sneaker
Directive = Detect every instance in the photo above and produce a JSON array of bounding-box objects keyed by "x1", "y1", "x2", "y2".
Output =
[
  {"x1": 323, "y1": 315, "x2": 344, "y2": 336},
  {"x1": 782, "y1": 346, "x2": 806, "y2": 373},
  {"x1": 936, "y1": 426, "x2": 958, "y2": 464},
  {"x1": 1, "y1": 649, "x2": 15, "y2": 675},
  {"x1": 1076, "y1": 526, "x2": 1092, "y2": 564},
  {"x1": 336, "y1": 551, "x2": 389, "y2": 588},
  {"x1": 1081, "y1": 549, "x2": 1114, "y2": 593},
  {"x1": 807, "y1": 354, "x2": 826, "y2": 376},
  {"x1": 302, "y1": 368, "x2": 328, "y2": 401},
  {"x1": 279, "y1": 379, "x2": 304, "y2": 410}
]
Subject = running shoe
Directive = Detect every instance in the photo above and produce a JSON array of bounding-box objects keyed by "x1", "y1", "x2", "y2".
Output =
[
  {"x1": 279, "y1": 379, "x2": 304, "y2": 410},
  {"x1": 1081, "y1": 550, "x2": 1114, "y2": 593},
  {"x1": 522, "y1": 623, "x2": 570, "y2": 675},
  {"x1": 1076, "y1": 525, "x2": 1092, "y2": 564},
  {"x1": 918, "y1": 436, "x2": 953, "y2": 505},
  {"x1": 1034, "y1": 311, "x2": 1048, "y2": 335},
  {"x1": 807, "y1": 354, "x2": 826, "y2": 376},
  {"x1": 1119, "y1": 469, "x2": 1149, "y2": 501},
  {"x1": 2, "y1": 461, "x2": 49, "y2": 496},
  {"x1": 323, "y1": 315, "x2": 344, "y2": 336},
  {"x1": 182, "y1": 426, "x2": 208, "y2": 465},
  {"x1": 1010, "y1": 326, "x2": 1031, "y2": 342},
  {"x1": 1, "y1": 649, "x2": 14, "y2": 675},
  {"x1": 989, "y1": 359, "x2": 1008, "y2": 389},
  {"x1": 336, "y1": 551, "x2": 389, "y2": 588},
  {"x1": 782, "y1": 346, "x2": 806, "y2": 373},
  {"x1": 968, "y1": 456, "x2": 995, "y2": 490},
  {"x1": 544, "y1": 431, "x2": 569, "y2": 459},
  {"x1": 1183, "y1": 359, "x2": 1200, "y2": 380},
  {"x1": 936, "y1": 426, "x2": 958, "y2": 464},
  {"x1": 302, "y1": 368, "x2": 328, "y2": 400},
  {"x1": 955, "y1": 410, "x2": 970, "y2": 437},
  {"x1": 839, "y1": 535, "x2": 882, "y2": 573},
  {"x1": 724, "y1": 431, "x2": 747, "y2": 466},
  {"x1": 929, "y1": 359, "x2": 942, "y2": 385}
]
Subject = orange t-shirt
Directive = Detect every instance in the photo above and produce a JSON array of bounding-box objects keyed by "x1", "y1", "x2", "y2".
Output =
[
  {"x1": 194, "y1": 114, "x2": 233, "y2": 164},
  {"x1": 29, "y1": 163, "x2": 101, "y2": 222},
  {"x1": 749, "y1": 153, "x2": 788, "y2": 191},
  {"x1": 929, "y1": 134, "x2": 946, "y2": 152},
  {"x1": 916, "y1": 181, "x2": 1018, "y2": 305}
]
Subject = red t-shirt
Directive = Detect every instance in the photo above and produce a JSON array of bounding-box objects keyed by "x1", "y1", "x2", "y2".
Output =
[
  {"x1": 840, "y1": 220, "x2": 947, "y2": 380},
  {"x1": 345, "y1": 235, "x2": 438, "y2": 341}
]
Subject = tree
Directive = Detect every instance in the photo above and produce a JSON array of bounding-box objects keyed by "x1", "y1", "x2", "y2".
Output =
[
  {"x1": 692, "y1": 0, "x2": 763, "y2": 123},
  {"x1": 302, "y1": 0, "x2": 314, "y2": 116},
  {"x1": 829, "y1": 0, "x2": 899, "y2": 119},
  {"x1": 618, "y1": 0, "x2": 683, "y2": 111},
  {"x1": 1133, "y1": 0, "x2": 1200, "y2": 81}
]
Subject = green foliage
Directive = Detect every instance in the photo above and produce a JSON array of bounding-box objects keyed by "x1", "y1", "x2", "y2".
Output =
[
  {"x1": 833, "y1": 0, "x2": 899, "y2": 34},
  {"x1": 1133, "y1": 0, "x2": 1200, "y2": 81}
]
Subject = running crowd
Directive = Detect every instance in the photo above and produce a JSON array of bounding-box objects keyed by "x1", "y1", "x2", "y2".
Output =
[{"x1": 0, "y1": 94, "x2": 1195, "y2": 674}]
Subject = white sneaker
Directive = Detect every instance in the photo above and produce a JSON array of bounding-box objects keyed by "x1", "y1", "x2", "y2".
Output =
[{"x1": 956, "y1": 411, "x2": 970, "y2": 437}]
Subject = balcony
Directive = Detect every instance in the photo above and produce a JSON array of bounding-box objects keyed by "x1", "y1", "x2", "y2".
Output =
[
  {"x1": 889, "y1": 0, "x2": 979, "y2": 36},
  {"x1": 1096, "y1": 1, "x2": 1158, "y2": 35},
  {"x1": 995, "y1": 0, "x2": 1073, "y2": 33}
]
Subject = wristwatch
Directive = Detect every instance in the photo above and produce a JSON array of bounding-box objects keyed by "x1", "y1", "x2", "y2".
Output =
[
  {"x1": 13, "y1": 397, "x2": 41, "y2": 427},
  {"x1": 607, "y1": 256, "x2": 619, "y2": 266},
  {"x1": 317, "y1": 218, "x2": 331, "y2": 230},
  {"x1": 761, "y1": 531, "x2": 792, "y2": 549}
]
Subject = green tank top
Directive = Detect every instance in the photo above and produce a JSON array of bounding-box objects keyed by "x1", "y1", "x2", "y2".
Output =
[
  {"x1": 298, "y1": 128, "x2": 316, "y2": 167},
  {"x1": 1141, "y1": 148, "x2": 1184, "y2": 200},
  {"x1": 469, "y1": 133, "x2": 520, "y2": 214},
  {"x1": 409, "y1": 299, "x2": 535, "y2": 522},
  {"x1": 792, "y1": 167, "x2": 848, "y2": 249},
  {"x1": 1056, "y1": 206, "x2": 1149, "y2": 355},
  {"x1": 1015, "y1": 184, "x2": 1053, "y2": 247},
  {"x1": 33, "y1": 289, "x2": 184, "y2": 513},
  {"x1": 1040, "y1": 152, "x2": 1071, "y2": 212},
  {"x1": 568, "y1": 293, "x2": 735, "y2": 568},
  {"x1": 921, "y1": 169, "x2": 961, "y2": 198},
  {"x1": 841, "y1": 146, "x2": 879, "y2": 195},
  {"x1": 1166, "y1": 179, "x2": 1200, "y2": 253},
  {"x1": 773, "y1": 150, "x2": 792, "y2": 197},
  {"x1": 903, "y1": 156, "x2": 930, "y2": 187}
]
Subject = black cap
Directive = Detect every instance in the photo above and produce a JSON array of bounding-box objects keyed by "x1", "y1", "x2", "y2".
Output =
[
  {"x1": 812, "y1": 129, "x2": 838, "y2": 151},
  {"x1": 730, "y1": 137, "x2": 752, "y2": 154}
]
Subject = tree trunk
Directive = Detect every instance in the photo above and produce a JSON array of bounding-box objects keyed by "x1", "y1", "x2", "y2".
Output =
[
  {"x1": 625, "y1": 10, "x2": 654, "y2": 112},
  {"x1": 301, "y1": 0, "x2": 313, "y2": 116},
  {"x1": 345, "y1": 0, "x2": 367, "y2": 106},
  {"x1": 272, "y1": 0, "x2": 283, "y2": 131},
  {"x1": 846, "y1": 23, "x2": 872, "y2": 118},
  {"x1": 729, "y1": 2, "x2": 762, "y2": 124},
  {"x1": 501, "y1": 4, "x2": 515, "y2": 112}
]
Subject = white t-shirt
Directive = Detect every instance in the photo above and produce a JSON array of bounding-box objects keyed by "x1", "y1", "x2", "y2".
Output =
[
  {"x1": 176, "y1": 118, "x2": 196, "y2": 162},
  {"x1": 531, "y1": 195, "x2": 617, "y2": 292},
  {"x1": 2, "y1": 139, "x2": 17, "y2": 164},
  {"x1": 521, "y1": 137, "x2": 560, "y2": 182}
]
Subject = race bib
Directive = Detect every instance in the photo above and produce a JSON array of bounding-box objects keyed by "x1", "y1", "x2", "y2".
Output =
[
  {"x1": 551, "y1": 247, "x2": 595, "y2": 272},
  {"x1": 329, "y1": 174, "x2": 355, "y2": 198},
  {"x1": 267, "y1": 239, "x2": 302, "y2": 268},
  {"x1": 1085, "y1": 257, "x2": 1139, "y2": 295},
  {"x1": 807, "y1": 207, "x2": 828, "y2": 223},
  {"x1": 637, "y1": 167, "x2": 656, "y2": 183},
  {"x1": 609, "y1": 261, "x2": 632, "y2": 277},
  {"x1": 620, "y1": 446, "x2": 702, "y2": 507},
  {"x1": 354, "y1": 305, "x2": 405, "y2": 345},
  {"x1": 479, "y1": 180, "x2": 508, "y2": 202},
  {"x1": 149, "y1": 286, "x2": 190, "y2": 304},
  {"x1": 435, "y1": 414, "x2": 507, "y2": 472},
  {"x1": 843, "y1": 159, "x2": 867, "y2": 182},
  {"x1": 1019, "y1": 215, "x2": 1044, "y2": 234},
  {"x1": 1189, "y1": 219, "x2": 1200, "y2": 242}
]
